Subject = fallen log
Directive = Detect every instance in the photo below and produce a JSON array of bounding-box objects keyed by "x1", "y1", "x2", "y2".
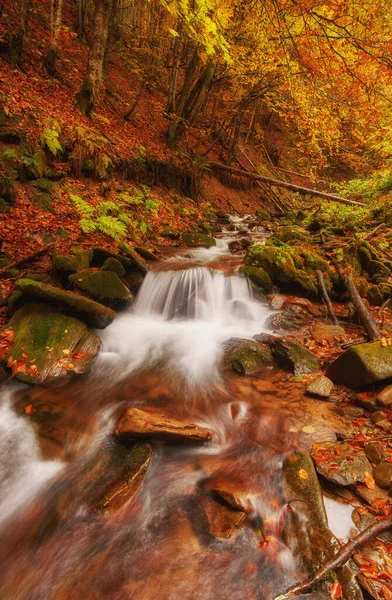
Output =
[
  {"x1": 0, "y1": 243, "x2": 54, "y2": 278},
  {"x1": 316, "y1": 270, "x2": 339, "y2": 325},
  {"x1": 208, "y1": 162, "x2": 366, "y2": 207},
  {"x1": 274, "y1": 515, "x2": 392, "y2": 600},
  {"x1": 345, "y1": 273, "x2": 382, "y2": 341}
]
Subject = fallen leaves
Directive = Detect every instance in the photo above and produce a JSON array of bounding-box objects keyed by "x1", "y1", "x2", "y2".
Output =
[
  {"x1": 330, "y1": 582, "x2": 342, "y2": 599},
  {"x1": 365, "y1": 471, "x2": 376, "y2": 489},
  {"x1": 0, "y1": 328, "x2": 15, "y2": 359}
]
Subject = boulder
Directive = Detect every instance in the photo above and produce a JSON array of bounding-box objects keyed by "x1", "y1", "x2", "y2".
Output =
[
  {"x1": 306, "y1": 376, "x2": 334, "y2": 398},
  {"x1": 115, "y1": 407, "x2": 213, "y2": 443},
  {"x1": 15, "y1": 278, "x2": 116, "y2": 328},
  {"x1": 373, "y1": 462, "x2": 392, "y2": 489},
  {"x1": 239, "y1": 266, "x2": 273, "y2": 293},
  {"x1": 224, "y1": 340, "x2": 273, "y2": 375},
  {"x1": 118, "y1": 242, "x2": 149, "y2": 274},
  {"x1": 272, "y1": 339, "x2": 320, "y2": 375},
  {"x1": 377, "y1": 384, "x2": 392, "y2": 407},
  {"x1": 69, "y1": 269, "x2": 133, "y2": 306},
  {"x1": 364, "y1": 441, "x2": 386, "y2": 464},
  {"x1": 311, "y1": 441, "x2": 372, "y2": 486},
  {"x1": 160, "y1": 224, "x2": 180, "y2": 240},
  {"x1": 181, "y1": 232, "x2": 216, "y2": 248},
  {"x1": 3, "y1": 303, "x2": 100, "y2": 384},
  {"x1": 52, "y1": 246, "x2": 93, "y2": 273},
  {"x1": 326, "y1": 341, "x2": 392, "y2": 388},
  {"x1": 102, "y1": 257, "x2": 125, "y2": 276},
  {"x1": 134, "y1": 246, "x2": 159, "y2": 261},
  {"x1": 311, "y1": 322, "x2": 346, "y2": 343},
  {"x1": 92, "y1": 246, "x2": 133, "y2": 269},
  {"x1": 266, "y1": 305, "x2": 309, "y2": 332}
]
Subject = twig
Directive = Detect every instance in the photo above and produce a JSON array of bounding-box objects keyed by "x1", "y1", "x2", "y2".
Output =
[
  {"x1": 0, "y1": 243, "x2": 54, "y2": 278},
  {"x1": 362, "y1": 223, "x2": 385, "y2": 241},
  {"x1": 274, "y1": 516, "x2": 392, "y2": 600},
  {"x1": 316, "y1": 270, "x2": 339, "y2": 325}
]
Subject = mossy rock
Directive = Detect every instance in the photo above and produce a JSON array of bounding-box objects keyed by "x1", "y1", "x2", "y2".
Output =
[
  {"x1": 367, "y1": 285, "x2": 383, "y2": 306},
  {"x1": 15, "y1": 278, "x2": 116, "y2": 329},
  {"x1": 182, "y1": 232, "x2": 216, "y2": 248},
  {"x1": 102, "y1": 257, "x2": 125, "y2": 276},
  {"x1": 239, "y1": 265, "x2": 273, "y2": 293},
  {"x1": 117, "y1": 243, "x2": 149, "y2": 274},
  {"x1": 0, "y1": 198, "x2": 8, "y2": 213},
  {"x1": 326, "y1": 340, "x2": 392, "y2": 388},
  {"x1": 160, "y1": 224, "x2": 180, "y2": 240},
  {"x1": 0, "y1": 127, "x2": 24, "y2": 145},
  {"x1": 30, "y1": 178, "x2": 54, "y2": 194},
  {"x1": 69, "y1": 269, "x2": 133, "y2": 306},
  {"x1": 275, "y1": 226, "x2": 310, "y2": 244},
  {"x1": 255, "y1": 209, "x2": 271, "y2": 220},
  {"x1": 92, "y1": 247, "x2": 133, "y2": 269},
  {"x1": 367, "y1": 260, "x2": 390, "y2": 284},
  {"x1": 225, "y1": 340, "x2": 273, "y2": 375},
  {"x1": 0, "y1": 173, "x2": 17, "y2": 204},
  {"x1": 134, "y1": 246, "x2": 159, "y2": 261},
  {"x1": 4, "y1": 303, "x2": 101, "y2": 384},
  {"x1": 272, "y1": 339, "x2": 320, "y2": 375},
  {"x1": 52, "y1": 247, "x2": 93, "y2": 273}
]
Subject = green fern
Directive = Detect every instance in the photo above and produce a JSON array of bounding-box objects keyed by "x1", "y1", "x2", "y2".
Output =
[
  {"x1": 99, "y1": 200, "x2": 120, "y2": 215},
  {"x1": 41, "y1": 120, "x2": 62, "y2": 157},
  {"x1": 96, "y1": 216, "x2": 127, "y2": 240},
  {"x1": 69, "y1": 194, "x2": 95, "y2": 218},
  {"x1": 80, "y1": 219, "x2": 98, "y2": 234}
]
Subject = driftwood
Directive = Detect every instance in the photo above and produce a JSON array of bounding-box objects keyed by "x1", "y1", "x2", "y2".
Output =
[
  {"x1": 345, "y1": 273, "x2": 382, "y2": 341},
  {"x1": 0, "y1": 243, "x2": 54, "y2": 278},
  {"x1": 274, "y1": 515, "x2": 392, "y2": 600},
  {"x1": 316, "y1": 270, "x2": 339, "y2": 325},
  {"x1": 209, "y1": 162, "x2": 366, "y2": 207}
]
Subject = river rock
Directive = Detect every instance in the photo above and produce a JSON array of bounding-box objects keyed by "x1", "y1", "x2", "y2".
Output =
[
  {"x1": 377, "y1": 384, "x2": 392, "y2": 407},
  {"x1": 92, "y1": 246, "x2": 133, "y2": 269},
  {"x1": 364, "y1": 441, "x2": 387, "y2": 464},
  {"x1": 352, "y1": 509, "x2": 392, "y2": 543},
  {"x1": 371, "y1": 411, "x2": 386, "y2": 423},
  {"x1": 311, "y1": 442, "x2": 372, "y2": 486},
  {"x1": 354, "y1": 484, "x2": 391, "y2": 506},
  {"x1": 181, "y1": 232, "x2": 216, "y2": 248},
  {"x1": 69, "y1": 269, "x2": 133, "y2": 306},
  {"x1": 225, "y1": 339, "x2": 273, "y2": 375},
  {"x1": 272, "y1": 339, "x2": 320, "y2": 375},
  {"x1": 326, "y1": 341, "x2": 392, "y2": 388},
  {"x1": 134, "y1": 246, "x2": 159, "y2": 261},
  {"x1": 3, "y1": 303, "x2": 100, "y2": 384},
  {"x1": 160, "y1": 224, "x2": 180, "y2": 240},
  {"x1": 102, "y1": 257, "x2": 126, "y2": 276},
  {"x1": 239, "y1": 265, "x2": 273, "y2": 292},
  {"x1": 311, "y1": 322, "x2": 346, "y2": 343},
  {"x1": 198, "y1": 492, "x2": 247, "y2": 540},
  {"x1": 118, "y1": 242, "x2": 149, "y2": 274},
  {"x1": 115, "y1": 407, "x2": 213, "y2": 443},
  {"x1": 306, "y1": 375, "x2": 334, "y2": 398},
  {"x1": 373, "y1": 462, "x2": 392, "y2": 489},
  {"x1": 52, "y1": 246, "x2": 93, "y2": 273},
  {"x1": 15, "y1": 278, "x2": 116, "y2": 328}
]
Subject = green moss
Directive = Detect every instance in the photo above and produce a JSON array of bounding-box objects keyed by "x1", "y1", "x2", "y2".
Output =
[
  {"x1": 255, "y1": 209, "x2": 271, "y2": 220},
  {"x1": 52, "y1": 247, "x2": 93, "y2": 273},
  {"x1": 30, "y1": 178, "x2": 54, "y2": 193},
  {"x1": 226, "y1": 341, "x2": 273, "y2": 375},
  {"x1": 102, "y1": 257, "x2": 125, "y2": 276},
  {"x1": 181, "y1": 232, "x2": 216, "y2": 248},
  {"x1": 272, "y1": 340, "x2": 320, "y2": 375},
  {"x1": 367, "y1": 260, "x2": 390, "y2": 284},
  {"x1": 69, "y1": 269, "x2": 132, "y2": 305},
  {"x1": 93, "y1": 246, "x2": 133, "y2": 269},
  {"x1": 15, "y1": 278, "x2": 116, "y2": 329},
  {"x1": 276, "y1": 226, "x2": 310, "y2": 244},
  {"x1": 134, "y1": 246, "x2": 159, "y2": 261},
  {"x1": 239, "y1": 266, "x2": 273, "y2": 292},
  {"x1": 0, "y1": 198, "x2": 8, "y2": 213},
  {"x1": 160, "y1": 225, "x2": 180, "y2": 240}
]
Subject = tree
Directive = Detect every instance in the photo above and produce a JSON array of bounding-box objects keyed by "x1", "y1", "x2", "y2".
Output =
[{"x1": 44, "y1": 0, "x2": 64, "y2": 76}]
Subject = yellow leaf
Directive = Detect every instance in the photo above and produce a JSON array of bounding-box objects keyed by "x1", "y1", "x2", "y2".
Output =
[
  {"x1": 364, "y1": 471, "x2": 375, "y2": 489},
  {"x1": 63, "y1": 349, "x2": 70, "y2": 355},
  {"x1": 302, "y1": 425, "x2": 315, "y2": 433},
  {"x1": 298, "y1": 468, "x2": 309, "y2": 480}
]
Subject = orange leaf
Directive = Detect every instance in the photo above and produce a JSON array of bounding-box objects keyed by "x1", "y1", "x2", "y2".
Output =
[{"x1": 330, "y1": 583, "x2": 342, "y2": 599}]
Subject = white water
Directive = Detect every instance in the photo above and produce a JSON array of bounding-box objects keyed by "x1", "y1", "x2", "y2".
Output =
[{"x1": 98, "y1": 266, "x2": 272, "y2": 385}]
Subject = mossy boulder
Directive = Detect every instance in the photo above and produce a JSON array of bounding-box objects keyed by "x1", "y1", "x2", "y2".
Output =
[
  {"x1": 117, "y1": 243, "x2": 149, "y2": 274},
  {"x1": 3, "y1": 303, "x2": 101, "y2": 384},
  {"x1": 225, "y1": 340, "x2": 273, "y2": 375},
  {"x1": 30, "y1": 178, "x2": 54, "y2": 194},
  {"x1": 134, "y1": 246, "x2": 159, "y2": 261},
  {"x1": 92, "y1": 247, "x2": 133, "y2": 269},
  {"x1": 367, "y1": 285, "x2": 383, "y2": 306},
  {"x1": 246, "y1": 245, "x2": 318, "y2": 298},
  {"x1": 52, "y1": 246, "x2": 93, "y2": 273},
  {"x1": 181, "y1": 232, "x2": 216, "y2": 248},
  {"x1": 239, "y1": 265, "x2": 273, "y2": 293},
  {"x1": 272, "y1": 339, "x2": 320, "y2": 375},
  {"x1": 15, "y1": 278, "x2": 116, "y2": 328},
  {"x1": 69, "y1": 269, "x2": 133, "y2": 306},
  {"x1": 160, "y1": 224, "x2": 180, "y2": 240},
  {"x1": 275, "y1": 225, "x2": 310, "y2": 244},
  {"x1": 326, "y1": 340, "x2": 392, "y2": 388},
  {"x1": 102, "y1": 257, "x2": 125, "y2": 276},
  {"x1": 0, "y1": 198, "x2": 8, "y2": 213}
]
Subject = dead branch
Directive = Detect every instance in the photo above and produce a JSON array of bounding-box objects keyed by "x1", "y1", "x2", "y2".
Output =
[
  {"x1": 0, "y1": 243, "x2": 54, "y2": 278},
  {"x1": 209, "y1": 162, "x2": 366, "y2": 207},
  {"x1": 362, "y1": 223, "x2": 385, "y2": 241},
  {"x1": 274, "y1": 515, "x2": 392, "y2": 600},
  {"x1": 345, "y1": 273, "x2": 382, "y2": 341},
  {"x1": 316, "y1": 270, "x2": 339, "y2": 325}
]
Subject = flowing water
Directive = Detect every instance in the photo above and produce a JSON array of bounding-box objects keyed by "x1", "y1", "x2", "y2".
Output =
[{"x1": 0, "y1": 216, "x2": 352, "y2": 599}]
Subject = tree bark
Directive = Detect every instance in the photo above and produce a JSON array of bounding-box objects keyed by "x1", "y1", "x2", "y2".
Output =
[
  {"x1": 10, "y1": 0, "x2": 31, "y2": 67},
  {"x1": 167, "y1": 47, "x2": 200, "y2": 146},
  {"x1": 165, "y1": 23, "x2": 183, "y2": 115},
  {"x1": 316, "y1": 270, "x2": 339, "y2": 325},
  {"x1": 208, "y1": 162, "x2": 366, "y2": 206},
  {"x1": 44, "y1": 0, "x2": 64, "y2": 76},
  {"x1": 76, "y1": 0, "x2": 112, "y2": 116},
  {"x1": 345, "y1": 273, "x2": 382, "y2": 341}
]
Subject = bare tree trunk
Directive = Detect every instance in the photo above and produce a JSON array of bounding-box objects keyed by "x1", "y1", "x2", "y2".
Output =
[
  {"x1": 345, "y1": 273, "x2": 382, "y2": 341},
  {"x1": 10, "y1": 0, "x2": 31, "y2": 67},
  {"x1": 165, "y1": 23, "x2": 182, "y2": 115},
  {"x1": 76, "y1": 0, "x2": 112, "y2": 116},
  {"x1": 77, "y1": 0, "x2": 88, "y2": 42},
  {"x1": 167, "y1": 47, "x2": 199, "y2": 146},
  {"x1": 44, "y1": 0, "x2": 64, "y2": 76}
]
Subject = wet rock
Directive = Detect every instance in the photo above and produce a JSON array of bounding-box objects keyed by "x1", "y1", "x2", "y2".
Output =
[
  {"x1": 311, "y1": 322, "x2": 346, "y2": 343},
  {"x1": 181, "y1": 232, "x2": 216, "y2": 248},
  {"x1": 92, "y1": 246, "x2": 133, "y2": 269},
  {"x1": 352, "y1": 509, "x2": 392, "y2": 543},
  {"x1": 102, "y1": 257, "x2": 125, "y2": 276},
  {"x1": 364, "y1": 441, "x2": 387, "y2": 464},
  {"x1": 160, "y1": 224, "x2": 180, "y2": 240},
  {"x1": 4, "y1": 303, "x2": 100, "y2": 384},
  {"x1": 15, "y1": 278, "x2": 116, "y2": 328},
  {"x1": 115, "y1": 407, "x2": 213, "y2": 443},
  {"x1": 377, "y1": 384, "x2": 392, "y2": 407},
  {"x1": 266, "y1": 305, "x2": 308, "y2": 331},
  {"x1": 69, "y1": 269, "x2": 133, "y2": 306},
  {"x1": 306, "y1": 376, "x2": 334, "y2": 398},
  {"x1": 118, "y1": 242, "x2": 149, "y2": 274},
  {"x1": 238, "y1": 265, "x2": 273, "y2": 293},
  {"x1": 228, "y1": 238, "x2": 250, "y2": 253},
  {"x1": 371, "y1": 411, "x2": 386, "y2": 424},
  {"x1": 198, "y1": 493, "x2": 247, "y2": 540},
  {"x1": 326, "y1": 341, "x2": 392, "y2": 388},
  {"x1": 224, "y1": 339, "x2": 273, "y2": 375},
  {"x1": 354, "y1": 393, "x2": 379, "y2": 412},
  {"x1": 272, "y1": 339, "x2": 320, "y2": 375},
  {"x1": 282, "y1": 452, "x2": 362, "y2": 600},
  {"x1": 354, "y1": 484, "x2": 390, "y2": 506},
  {"x1": 373, "y1": 462, "x2": 392, "y2": 489},
  {"x1": 134, "y1": 246, "x2": 159, "y2": 261},
  {"x1": 311, "y1": 442, "x2": 373, "y2": 486},
  {"x1": 52, "y1": 246, "x2": 93, "y2": 273},
  {"x1": 374, "y1": 419, "x2": 391, "y2": 431}
]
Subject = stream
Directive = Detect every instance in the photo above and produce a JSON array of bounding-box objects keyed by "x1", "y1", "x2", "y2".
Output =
[{"x1": 0, "y1": 216, "x2": 355, "y2": 600}]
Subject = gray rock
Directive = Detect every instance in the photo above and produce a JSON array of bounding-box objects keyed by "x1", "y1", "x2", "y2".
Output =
[
  {"x1": 272, "y1": 339, "x2": 320, "y2": 375},
  {"x1": 306, "y1": 376, "x2": 334, "y2": 398},
  {"x1": 326, "y1": 341, "x2": 392, "y2": 388}
]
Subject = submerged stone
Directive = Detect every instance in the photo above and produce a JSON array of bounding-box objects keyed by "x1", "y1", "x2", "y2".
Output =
[
  {"x1": 181, "y1": 232, "x2": 216, "y2": 248},
  {"x1": 272, "y1": 339, "x2": 320, "y2": 375},
  {"x1": 69, "y1": 269, "x2": 133, "y2": 306},
  {"x1": 326, "y1": 341, "x2": 392, "y2": 388},
  {"x1": 115, "y1": 407, "x2": 213, "y2": 443},
  {"x1": 311, "y1": 442, "x2": 372, "y2": 486},
  {"x1": 4, "y1": 303, "x2": 100, "y2": 384},
  {"x1": 306, "y1": 375, "x2": 334, "y2": 398},
  {"x1": 15, "y1": 278, "x2": 116, "y2": 328}
]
